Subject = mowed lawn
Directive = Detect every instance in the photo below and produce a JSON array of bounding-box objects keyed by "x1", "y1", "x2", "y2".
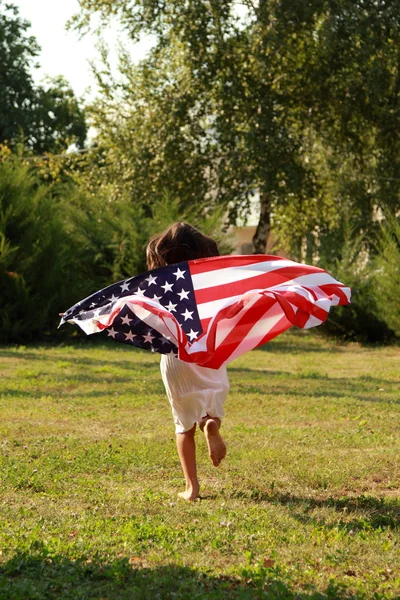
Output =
[{"x1": 0, "y1": 331, "x2": 399, "y2": 599}]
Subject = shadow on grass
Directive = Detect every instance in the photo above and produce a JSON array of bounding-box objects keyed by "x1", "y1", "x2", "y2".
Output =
[
  {"x1": 0, "y1": 546, "x2": 376, "y2": 600},
  {"x1": 256, "y1": 339, "x2": 344, "y2": 354},
  {"x1": 229, "y1": 370, "x2": 399, "y2": 403},
  {"x1": 0, "y1": 347, "x2": 158, "y2": 371},
  {"x1": 232, "y1": 491, "x2": 400, "y2": 531}
]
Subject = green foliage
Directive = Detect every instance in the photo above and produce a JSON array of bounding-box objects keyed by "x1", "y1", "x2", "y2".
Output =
[
  {"x1": 72, "y1": 0, "x2": 400, "y2": 253},
  {"x1": 0, "y1": 155, "x2": 91, "y2": 342},
  {"x1": 372, "y1": 217, "x2": 400, "y2": 338},
  {"x1": 317, "y1": 215, "x2": 398, "y2": 343},
  {"x1": 0, "y1": 2, "x2": 87, "y2": 152},
  {"x1": 0, "y1": 153, "x2": 230, "y2": 342}
]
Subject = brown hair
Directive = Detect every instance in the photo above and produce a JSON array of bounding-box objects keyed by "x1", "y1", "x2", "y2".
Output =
[{"x1": 146, "y1": 222, "x2": 219, "y2": 270}]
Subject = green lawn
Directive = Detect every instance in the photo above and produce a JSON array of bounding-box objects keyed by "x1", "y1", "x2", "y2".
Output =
[{"x1": 1, "y1": 331, "x2": 399, "y2": 599}]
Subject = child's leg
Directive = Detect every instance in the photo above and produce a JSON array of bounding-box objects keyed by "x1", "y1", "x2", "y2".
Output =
[
  {"x1": 200, "y1": 416, "x2": 227, "y2": 467},
  {"x1": 176, "y1": 424, "x2": 200, "y2": 500}
]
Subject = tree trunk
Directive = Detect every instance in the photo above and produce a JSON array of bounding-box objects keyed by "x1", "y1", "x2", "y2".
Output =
[{"x1": 252, "y1": 190, "x2": 271, "y2": 254}]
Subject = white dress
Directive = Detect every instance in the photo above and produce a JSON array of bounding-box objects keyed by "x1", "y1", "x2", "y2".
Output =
[{"x1": 160, "y1": 354, "x2": 230, "y2": 433}]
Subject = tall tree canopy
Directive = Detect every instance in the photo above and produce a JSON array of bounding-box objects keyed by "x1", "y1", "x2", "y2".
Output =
[
  {"x1": 73, "y1": 0, "x2": 400, "y2": 254},
  {"x1": 0, "y1": 2, "x2": 87, "y2": 153}
]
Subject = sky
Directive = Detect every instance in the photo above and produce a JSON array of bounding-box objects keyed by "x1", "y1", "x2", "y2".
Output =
[{"x1": 11, "y1": 0, "x2": 152, "y2": 100}]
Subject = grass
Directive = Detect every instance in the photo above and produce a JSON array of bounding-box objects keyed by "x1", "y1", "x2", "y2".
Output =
[{"x1": 0, "y1": 330, "x2": 399, "y2": 599}]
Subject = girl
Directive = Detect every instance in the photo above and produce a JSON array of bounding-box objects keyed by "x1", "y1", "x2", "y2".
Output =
[{"x1": 146, "y1": 222, "x2": 229, "y2": 501}]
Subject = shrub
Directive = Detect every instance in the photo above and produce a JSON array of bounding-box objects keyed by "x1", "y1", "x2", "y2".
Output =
[
  {"x1": 0, "y1": 157, "x2": 94, "y2": 341},
  {"x1": 317, "y1": 219, "x2": 396, "y2": 343},
  {"x1": 371, "y1": 216, "x2": 400, "y2": 338},
  {"x1": 0, "y1": 155, "x2": 230, "y2": 342}
]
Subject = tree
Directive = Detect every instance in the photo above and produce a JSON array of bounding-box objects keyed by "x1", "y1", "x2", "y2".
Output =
[
  {"x1": 73, "y1": 0, "x2": 400, "y2": 253},
  {"x1": 0, "y1": 2, "x2": 87, "y2": 152}
]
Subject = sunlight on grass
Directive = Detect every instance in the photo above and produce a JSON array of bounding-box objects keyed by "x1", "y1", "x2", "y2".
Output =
[{"x1": 1, "y1": 331, "x2": 399, "y2": 599}]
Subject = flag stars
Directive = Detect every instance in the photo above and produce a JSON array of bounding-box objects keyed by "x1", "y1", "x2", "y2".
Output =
[
  {"x1": 135, "y1": 287, "x2": 146, "y2": 296},
  {"x1": 107, "y1": 327, "x2": 118, "y2": 338},
  {"x1": 146, "y1": 274, "x2": 157, "y2": 286},
  {"x1": 173, "y1": 267, "x2": 186, "y2": 280},
  {"x1": 161, "y1": 281, "x2": 174, "y2": 293},
  {"x1": 152, "y1": 294, "x2": 162, "y2": 301},
  {"x1": 165, "y1": 301, "x2": 177, "y2": 312},
  {"x1": 177, "y1": 289, "x2": 190, "y2": 301},
  {"x1": 109, "y1": 294, "x2": 119, "y2": 303},
  {"x1": 120, "y1": 281, "x2": 130, "y2": 292},
  {"x1": 181, "y1": 309, "x2": 194, "y2": 321},
  {"x1": 143, "y1": 331, "x2": 155, "y2": 344},
  {"x1": 187, "y1": 329, "x2": 199, "y2": 341},
  {"x1": 124, "y1": 331, "x2": 136, "y2": 342},
  {"x1": 121, "y1": 314, "x2": 133, "y2": 326}
]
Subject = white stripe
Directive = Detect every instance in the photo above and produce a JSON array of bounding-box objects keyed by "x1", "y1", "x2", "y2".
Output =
[
  {"x1": 192, "y1": 259, "x2": 300, "y2": 290},
  {"x1": 274, "y1": 272, "x2": 344, "y2": 288},
  {"x1": 195, "y1": 272, "x2": 340, "y2": 319},
  {"x1": 226, "y1": 305, "x2": 287, "y2": 364},
  {"x1": 214, "y1": 294, "x2": 262, "y2": 347},
  {"x1": 197, "y1": 293, "x2": 244, "y2": 320},
  {"x1": 197, "y1": 277, "x2": 337, "y2": 320},
  {"x1": 304, "y1": 315, "x2": 324, "y2": 329}
]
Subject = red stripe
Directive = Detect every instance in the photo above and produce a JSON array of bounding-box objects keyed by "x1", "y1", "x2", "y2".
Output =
[
  {"x1": 270, "y1": 290, "x2": 328, "y2": 324},
  {"x1": 189, "y1": 254, "x2": 287, "y2": 275},
  {"x1": 319, "y1": 284, "x2": 349, "y2": 303},
  {"x1": 194, "y1": 264, "x2": 325, "y2": 305},
  {"x1": 197, "y1": 284, "x2": 331, "y2": 345},
  {"x1": 186, "y1": 294, "x2": 283, "y2": 367},
  {"x1": 255, "y1": 314, "x2": 293, "y2": 349}
]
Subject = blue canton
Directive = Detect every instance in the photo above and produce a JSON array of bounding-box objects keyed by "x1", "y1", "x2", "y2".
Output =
[{"x1": 63, "y1": 262, "x2": 202, "y2": 356}]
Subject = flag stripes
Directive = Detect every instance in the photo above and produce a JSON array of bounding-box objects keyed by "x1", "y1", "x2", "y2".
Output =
[{"x1": 60, "y1": 254, "x2": 351, "y2": 369}]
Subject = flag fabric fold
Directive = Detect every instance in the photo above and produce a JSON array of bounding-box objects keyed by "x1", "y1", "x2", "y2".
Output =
[{"x1": 60, "y1": 254, "x2": 351, "y2": 369}]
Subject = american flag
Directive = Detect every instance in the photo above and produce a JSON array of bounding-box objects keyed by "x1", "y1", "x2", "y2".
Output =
[{"x1": 60, "y1": 255, "x2": 351, "y2": 369}]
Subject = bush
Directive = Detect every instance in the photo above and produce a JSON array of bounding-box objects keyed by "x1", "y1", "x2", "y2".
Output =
[
  {"x1": 0, "y1": 155, "x2": 230, "y2": 343},
  {"x1": 371, "y1": 216, "x2": 400, "y2": 338},
  {"x1": 317, "y1": 219, "x2": 396, "y2": 343},
  {"x1": 0, "y1": 157, "x2": 94, "y2": 342}
]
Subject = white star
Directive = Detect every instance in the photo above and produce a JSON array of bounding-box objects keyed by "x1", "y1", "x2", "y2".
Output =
[
  {"x1": 109, "y1": 294, "x2": 119, "y2": 303},
  {"x1": 187, "y1": 329, "x2": 199, "y2": 341},
  {"x1": 161, "y1": 336, "x2": 172, "y2": 345},
  {"x1": 146, "y1": 274, "x2": 157, "y2": 286},
  {"x1": 152, "y1": 294, "x2": 162, "y2": 301},
  {"x1": 90, "y1": 302, "x2": 96, "y2": 308},
  {"x1": 120, "y1": 281, "x2": 130, "y2": 292},
  {"x1": 121, "y1": 314, "x2": 133, "y2": 325},
  {"x1": 124, "y1": 330, "x2": 136, "y2": 342},
  {"x1": 181, "y1": 309, "x2": 194, "y2": 321},
  {"x1": 161, "y1": 281, "x2": 174, "y2": 293},
  {"x1": 135, "y1": 287, "x2": 146, "y2": 296},
  {"x1": 173, "y1": 268, "x2": 186, "y2": 280},
  {"x1": 177, "y1": 289, "x2": 190, "y2": 301},
  {"x1": 107, "y1": 327, "x2": 117, "y2": 338},
  {"x1": 93, "y1": 308, "x2": 102, "y2": 317},
  {"x1": 143, "y1": 331, "x2": 155, "y2": 344},
  {"x1": 165, "y1": 301, "x2": 177, "y2": 312}
]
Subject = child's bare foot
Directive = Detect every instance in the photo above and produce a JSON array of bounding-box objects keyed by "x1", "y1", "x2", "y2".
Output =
[
  {"x1": 178, "y1": 486, "x2": 200, "y2": 501},
  {"x1": 204, "y1": 419, "x2": 226, "y2": 467}
]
